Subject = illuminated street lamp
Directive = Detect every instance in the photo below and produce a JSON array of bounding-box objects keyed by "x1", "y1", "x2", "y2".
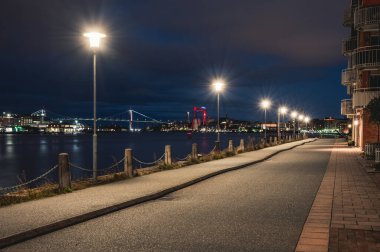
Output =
[
  {"x1": 304, "y1": 116, "x2": 310, "y2": 131},
  {"x1": 260, "y1": 99, "x2": 271, "y2": 140},
  {"x1": 277, "y1": 106, "x2": 288, "y2": 139},
  {"x1": 291, "y1": 111, "x2": 298, "y2": 137},
  {"x1": 212, "y1": 79, "x2": 225, "y2": 151},
  {"x1": 84, "y1": 31, "x2": 106, "y2": 180},
  {"x1": 298, "y1": 114, "x2": 304, "y2": 131}
]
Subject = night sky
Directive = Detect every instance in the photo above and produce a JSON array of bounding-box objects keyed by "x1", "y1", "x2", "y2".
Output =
[{"x1": 0, "y1": 0, "x2": 348, "y2": 122}]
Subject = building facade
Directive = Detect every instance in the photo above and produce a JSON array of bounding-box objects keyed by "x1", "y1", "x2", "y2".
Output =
[{"x1": 342, "y1": 0, "x2": 380, "y2": 148}]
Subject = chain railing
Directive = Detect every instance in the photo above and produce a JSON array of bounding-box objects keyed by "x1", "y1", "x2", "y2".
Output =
[
  {"x1": 133, "y1": 153, "x2": 165, "y2": 166},
  {"x1": 175, "y1": 154, "x2": 191, "y2": 161},
  {"x1": 0, "y1": 164, "x2": 58, "y2": 195},
  {"x1": 69, "y1": 156, "x2": 126, "y2": 173}
]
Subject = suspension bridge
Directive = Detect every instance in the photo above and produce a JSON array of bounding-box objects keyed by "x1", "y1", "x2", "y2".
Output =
[{"x1": 32, "y1": 109, "x2": 164, "y2": 130}]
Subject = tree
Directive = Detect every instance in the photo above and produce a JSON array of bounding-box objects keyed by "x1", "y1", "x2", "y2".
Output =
[{"x1": 366, "y1": 97, "x2": 380, "y2": 144}]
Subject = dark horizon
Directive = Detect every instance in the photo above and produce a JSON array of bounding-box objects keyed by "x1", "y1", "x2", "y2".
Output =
[{"x1": 0, "y1": 0, "x2": 348, "y2": 122}]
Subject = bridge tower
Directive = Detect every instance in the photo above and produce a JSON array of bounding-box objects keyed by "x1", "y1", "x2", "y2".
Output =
[{"x1": 129, "y1": 109, "x2": 133, "y2": 131}]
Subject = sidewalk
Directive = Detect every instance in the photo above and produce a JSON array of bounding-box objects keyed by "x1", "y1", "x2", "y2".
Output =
[
  {"x1": 0, "y1": 138, "x2": 314, "y2": 248},
  {"x1": 296, "y1": 141, "x2": 380, "y2": 252}
]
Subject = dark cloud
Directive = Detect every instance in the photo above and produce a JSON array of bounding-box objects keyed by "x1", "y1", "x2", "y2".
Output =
[{"x1": 0, "y1": 0, "x2": 347, "y2": 120}]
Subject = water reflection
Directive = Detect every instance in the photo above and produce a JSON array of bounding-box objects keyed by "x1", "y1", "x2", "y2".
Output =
[{"x1": 0, "y1": 132, "x2": 261, "y2": 187}]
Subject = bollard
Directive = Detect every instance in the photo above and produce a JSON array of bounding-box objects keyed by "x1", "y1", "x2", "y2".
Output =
[
  {"x1": 215, "y1": 141, "x2": 221, "y2": 153},
  {"x1": 274, "y1": 137, "x2": 277, "y2": 145},
  {"x1": 165, "y1": 145, "x2": 172, "y2": 165},
  {"x1": 124, "y1": 149, "x2": 133, "y2": 177},
  {"x1": 248, "y1": 137, "x2": 254, "y2": 151},
  {"x1": 192, "y1": 143, "x2": 198, "y2": 159},
  {"x1": 58, "y1": 153, "x2": 71, "y2": 191},
  {"x1": 260, "y1": 138, "x2": 265, "y2": 149},
  {"x1": 240, "y1": 139, "x2": 245, "y2": 152},
  {"x1": 269, "y1": 137, "x2": 273, "y2": 146},
  {"x1": 228, "y1": 140, "x2": 234, "y2": 153}
]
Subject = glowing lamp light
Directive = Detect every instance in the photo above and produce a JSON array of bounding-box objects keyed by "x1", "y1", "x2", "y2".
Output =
[
  {"x1": 291, "y1": 111, "x2": 298, "y2": 119},
  {"x1": 84, "y1": 32, "x2": 106, "y2": 49},
  {"x1": 304, "y1": 116, "x2": 310, "y2": 123},
  {"x1": 279, "y1": 106, "x2": 288, "y2": 115},
  {"x1": 348, "y1": 124, "x2": 352, "y2": 129},
  {"x1": 260, "y1": 99, "x2": 271, "y2": 109},
  {"x1": 298, "y1": 114, "x2": 304, "y2": 121},
  {"x1": 212, "y1": 80, "x2": 225, "y2": 93},
  {"x1": 354, "y1": 119, "x2": 359, "y2": 126}
]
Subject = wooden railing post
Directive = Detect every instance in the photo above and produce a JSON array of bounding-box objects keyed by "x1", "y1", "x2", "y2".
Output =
[
  {"x1": 58, "y1": 153, "x2": 71, "y2": 191},
  {"x1": 124, "y1": 149, "x2": 133, "y2": 177},
  {"x1": 165, "y1": 145, "x2": 172, "y2": 165}
]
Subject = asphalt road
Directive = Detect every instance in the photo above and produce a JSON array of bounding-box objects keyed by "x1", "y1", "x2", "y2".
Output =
[{"x1": 5, "y1": 139, "x2": 334, "y2": 252}]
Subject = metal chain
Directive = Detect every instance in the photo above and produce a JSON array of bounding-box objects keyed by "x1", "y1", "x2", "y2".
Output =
[
  {"x1": 209, "y1": 146, "x2": 216, "y2": 153},
  {"x1": 175, "y1": 154, "x2": 190, "y2": 161},
  {"x1": 69, "y1": 156, "x2": 126, "y2": 173},
  {"x1": 0, "y1": 165, "x2": 58, "y2": 193},
  {"x1": 69, "y1": 163, "x2": 93, "y2": 172},
  {"x1": 133, "y1": 153, "x2": 165, "y2": 165}
]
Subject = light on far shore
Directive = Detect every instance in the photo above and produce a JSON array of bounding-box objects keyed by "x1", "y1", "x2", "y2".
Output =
[
  {"x1": 84, "y1": 32, "x2": 106, "y2": 49},
  {"x1": 298, "y1": 114, "x2": 304, "y2": 121},
  {"x1": 304, "y1": 116, "x2": 310, "y2": 123}
]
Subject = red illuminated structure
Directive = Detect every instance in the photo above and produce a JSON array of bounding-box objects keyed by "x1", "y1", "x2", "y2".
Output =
[{"x1": 192, "y1": 106, "x2": 207, "y2": 130}]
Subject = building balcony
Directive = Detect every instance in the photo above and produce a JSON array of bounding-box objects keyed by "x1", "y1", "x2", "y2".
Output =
[
  {"x1": 341, "y1": 99, "x2": 355, "y2": 116},
  {"x1": 342, "y1": 37, "x2": 357, "y2": 55},
  {"x1": 341, "y1": 68, "x2": 356, "y2": 86},
  {"x1": 352, "y1": 87, "x2": 380, "y2": 108},
  {"x1": 354, "y1": 6, "x2": 380, "y2": 31},
  {"x1": 344, "y1": 8, "x2": 354, "y2": 27},
  {"x1": 352, "y1": 46, "x2": 380, "y2": 69}
]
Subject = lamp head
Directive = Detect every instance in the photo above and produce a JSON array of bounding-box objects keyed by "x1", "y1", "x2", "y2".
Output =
[
  {"x1": 260, "y1": 99, "x2": 271, "y2": 109},
  {"x1": 279, "y1": 106, "x2": 288, "y2": 115},
  {"x1": 84, "y1": 32, "x2": 106, "y2": 49},
  {"x1": 212, "y1": 80, "x2": 225, "y2": 93},
  {"x1": 291, "y1": 111, "x2": 298, "y2": 119}
]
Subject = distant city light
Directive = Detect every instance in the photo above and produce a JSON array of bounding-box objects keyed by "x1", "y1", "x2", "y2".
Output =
[
  {"x1": 298, "y1": 114, "x2": 304, "y2": 121},
  {"x1": 84, "y1": 32, "x2": 106, "y2": 49},
  {"x1": 304, "y1": 116, "x2": 310, "y2": 123}
]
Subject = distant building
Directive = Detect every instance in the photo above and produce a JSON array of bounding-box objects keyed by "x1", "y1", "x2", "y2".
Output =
[
  {"x1": 341, "y1": 0, "x2": 380, "y2": 148},
  {"x1": 46, "y1": 122, "x2": 84, "y2": 134}
]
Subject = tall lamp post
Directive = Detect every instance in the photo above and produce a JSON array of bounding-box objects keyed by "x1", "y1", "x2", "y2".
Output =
[
  {"x1": 84, "y1": 32, "x2": 106, "y2": 180},
  {"x1": 291, "y1": 111, "x2": 298, "y2": 138},
  {"x1": 212, "y1": 80, "x2": 225, "y2": 152},
  {"x1": 260, "y1": 99, "x2": 271, "y2": 140},
  {"x1": 278, "y1": 106, "x2": 287, "y2": 139}
]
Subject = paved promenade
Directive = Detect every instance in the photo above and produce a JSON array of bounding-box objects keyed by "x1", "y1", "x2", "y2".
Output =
[
  {"x1": 0, "y1": 138, "x2": 314, "y2": 248},
  {"x1": 296, "y1": 141, "x2": 380, "y2": 252}
]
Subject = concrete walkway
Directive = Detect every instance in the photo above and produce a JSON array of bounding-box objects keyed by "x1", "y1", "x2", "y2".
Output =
[
  {"x1": 0, "y1": 138, "x2": 314, "y2": 248},
  {"x1": 296, "y1": 141, "x2": 380, "y2": 252}
]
